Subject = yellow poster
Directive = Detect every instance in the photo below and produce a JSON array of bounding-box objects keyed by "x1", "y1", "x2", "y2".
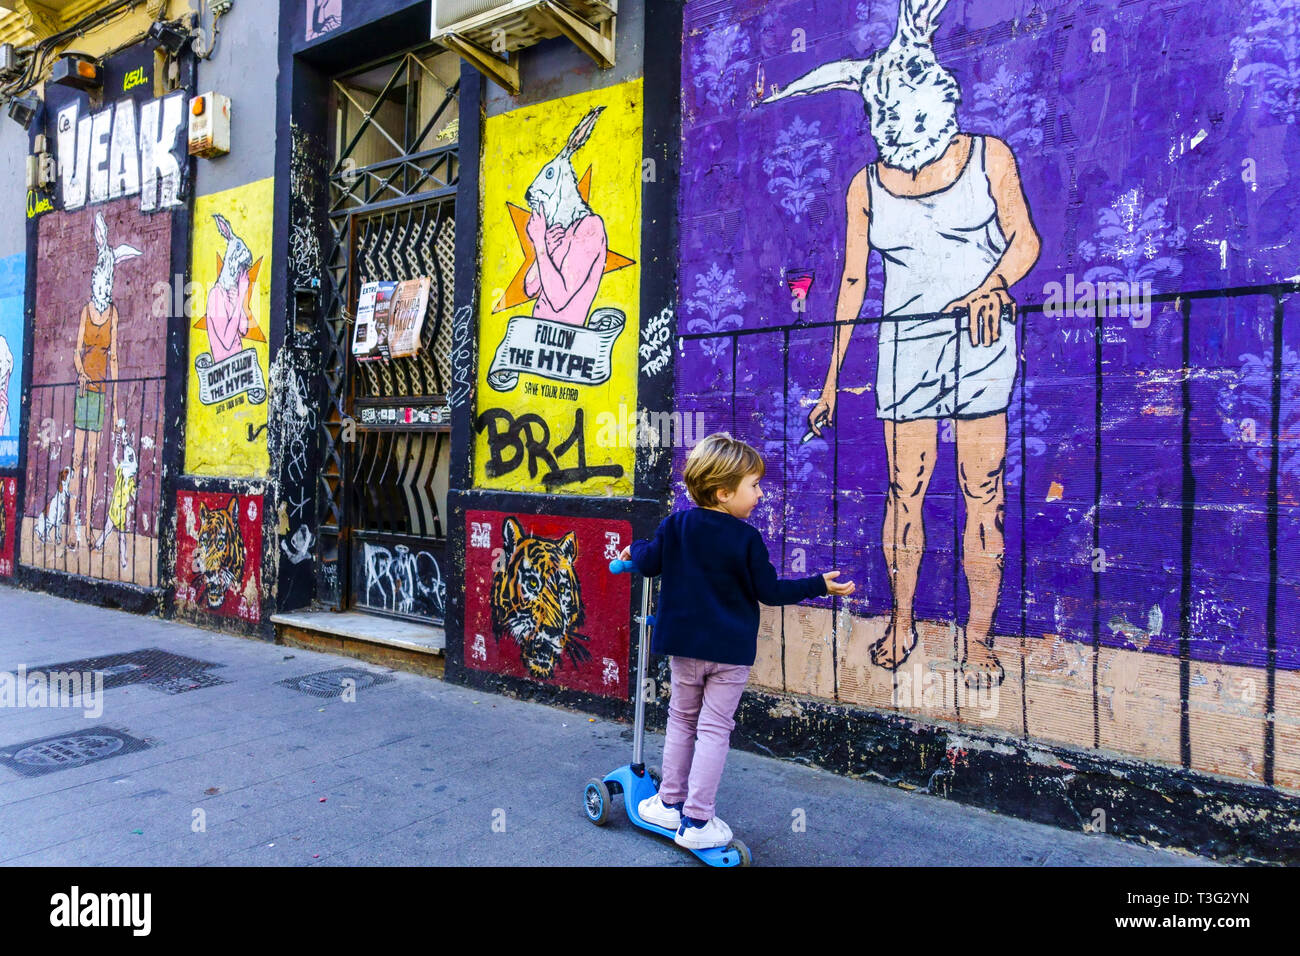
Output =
[
  {"x1": 185, "y1": 177, "x2": 273, "y2": 476},
  {"x1": 474, "y1": 80, "x2": 642, "y2": 495}
]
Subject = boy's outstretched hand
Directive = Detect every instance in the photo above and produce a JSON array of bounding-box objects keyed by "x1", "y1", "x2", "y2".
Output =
[
  {"x1": 823, "y1": 570, "x2": 855, "y2": 596},
  {"x1": 618, "y1": 546, "x2": 631, "y2": 561}
]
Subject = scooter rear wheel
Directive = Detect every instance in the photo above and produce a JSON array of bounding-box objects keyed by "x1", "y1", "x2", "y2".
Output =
[
  {"x1": 584, "y1": 779, "x2": 610, "y2": 826},
  {"x1": 729, "y1": 838, "x2": 752, "y2": 867}
]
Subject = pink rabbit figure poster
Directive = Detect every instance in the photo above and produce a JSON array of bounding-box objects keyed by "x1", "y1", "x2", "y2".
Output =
[{"x1": 185, "y1": 178, "x2": 273, "y2": 478}]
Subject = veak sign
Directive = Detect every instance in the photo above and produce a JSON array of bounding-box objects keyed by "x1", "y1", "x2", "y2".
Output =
[{"x1": 55, "y1": 89, "x2": 187, "y2": 212}]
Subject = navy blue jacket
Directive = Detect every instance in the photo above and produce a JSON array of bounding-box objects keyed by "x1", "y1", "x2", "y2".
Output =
[{"x1": 629, "y1": 506, "x2": 829, "y2": 666}]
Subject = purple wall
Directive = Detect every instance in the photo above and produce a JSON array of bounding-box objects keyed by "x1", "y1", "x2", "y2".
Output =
[{"x1": 676, "y1": 0, "x2": 1300, "y2": 673}]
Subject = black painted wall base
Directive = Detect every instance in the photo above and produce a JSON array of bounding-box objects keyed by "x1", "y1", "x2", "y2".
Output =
[
  {"x1": 721, "y1": 690, "x2": 1300, "y2": 865},
  {"x1": 446, "y1": 653, "x2": 1300, "y2": 864},
  {"x1": 7, "y1": 567, "x2": 162, "y2": 617}
]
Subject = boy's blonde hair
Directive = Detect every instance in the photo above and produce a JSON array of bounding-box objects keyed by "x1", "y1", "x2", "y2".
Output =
[{"x1": 683, "y1": 432, "x2": 765, "y2": 507}]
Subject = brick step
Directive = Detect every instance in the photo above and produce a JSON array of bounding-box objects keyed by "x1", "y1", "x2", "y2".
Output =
[{"x1": 271, "y1": 610, "x2": 445, "y2": 679}]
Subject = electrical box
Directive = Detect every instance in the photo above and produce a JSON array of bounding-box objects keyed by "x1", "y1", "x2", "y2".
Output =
[
  {"x1": 187, "y1": 91, "x2": 230, "y2": 158},
  {"x1": 0, "y1": 44, "x2": 20, "y2": 79}
]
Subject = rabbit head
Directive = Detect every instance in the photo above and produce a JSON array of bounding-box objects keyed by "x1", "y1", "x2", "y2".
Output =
[
  {"x1": 761, "y1": 0, "x2": 960, "y2": 174},
  {"x1": 213, "y1": 213, "x2": 253, "y2": 290},
  {"x1": 0, "y1": 333, "x2": 12, "y2": 386},
  {"x1": 525, "y1": 106, "x2": 604, "y2": 230},
  {"x1": 90, "y1": 211, "x2": 143, "y2": 314}
]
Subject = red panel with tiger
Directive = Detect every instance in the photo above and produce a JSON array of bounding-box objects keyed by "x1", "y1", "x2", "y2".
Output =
[
  {"x1": 173, "y1": 490, "x2": 263, "y2": 623},
  {"x1": 465, "y1": 511, "x2": 632, "y2": 697}
]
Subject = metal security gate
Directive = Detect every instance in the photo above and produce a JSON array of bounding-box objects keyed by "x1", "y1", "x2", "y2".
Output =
[{"x1": 318, "y1": 48, "x2": 460, "y2": 624}]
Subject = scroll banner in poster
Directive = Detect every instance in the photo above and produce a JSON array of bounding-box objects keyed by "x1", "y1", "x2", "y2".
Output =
[
  {"x1": 486, "y1": 307, "x2": 625, "y2": 391},
  {"x1": 195, "y1": 347, "x2": 268, "y2": 406}
]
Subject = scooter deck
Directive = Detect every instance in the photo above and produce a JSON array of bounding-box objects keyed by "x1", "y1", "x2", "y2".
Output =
[{"x1": 603, "y1": 765, "x2": 746, "y2": 868}]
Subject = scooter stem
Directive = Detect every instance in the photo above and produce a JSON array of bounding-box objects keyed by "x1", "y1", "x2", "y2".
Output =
[{"x1": 631, "y1": 573, "x2": 652, "y2": 770}]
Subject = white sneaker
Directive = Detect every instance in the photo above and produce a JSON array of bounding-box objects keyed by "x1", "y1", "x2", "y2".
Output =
[
  {"x1": 674, "y1": 815, "x2": 733, "y2": 850},
  {"x1": 638, "y1": 793, "x2": 682, "y2": 829}
]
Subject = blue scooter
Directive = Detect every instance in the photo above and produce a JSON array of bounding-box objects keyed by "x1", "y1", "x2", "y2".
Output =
[{"x1": 582, "y1": 559, "x2": 751, "y2": 867}]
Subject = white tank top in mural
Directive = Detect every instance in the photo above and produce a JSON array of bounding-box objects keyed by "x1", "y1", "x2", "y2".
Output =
[
  {"x1": 864, "y1": 135, "x2": 1018, "y2": 421},
  {"x1": 867, "y1": 135, "x2": 1007, "y2": 317}
]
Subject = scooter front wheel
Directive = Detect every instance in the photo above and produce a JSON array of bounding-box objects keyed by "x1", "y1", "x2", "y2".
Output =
[
  {"x1": 729, "y1": 838, "x2": 752, "y2": 867},
  {"x1": 584, "y1": 778, "x2": 611, "y2": 826}
]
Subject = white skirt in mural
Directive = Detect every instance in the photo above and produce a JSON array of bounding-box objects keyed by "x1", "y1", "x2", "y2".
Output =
[{"x1": 875, "y1": 313, "x2": 1018, "y2": 421}]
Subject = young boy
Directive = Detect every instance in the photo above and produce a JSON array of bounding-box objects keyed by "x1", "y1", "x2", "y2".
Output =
[{"x1": 619, "y1": 432, "x2": 855, "y2": 848}]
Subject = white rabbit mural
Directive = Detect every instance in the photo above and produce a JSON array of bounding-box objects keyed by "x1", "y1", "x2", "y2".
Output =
[
  {"x1": 204, "y1": 213, "x2": 258, "y2": 363},
  {"x1": 69, "y1": 211, "x2": 142, "y2": 552},
  {"x1": 523, "y1": 106, "x2": 610, "y2": 326},
  {"x1": 0, "y1": 332, "x2": 12, "y2": 437},
  {"x1": 762, "y1": 0, "x2": 1042, "y2": 686},
  {"x1": 192, "y1": 211, "x2": 267, "y2": 410},
  {"x1": 484, "y1": 104, "x2": 635, "y2": 395}
]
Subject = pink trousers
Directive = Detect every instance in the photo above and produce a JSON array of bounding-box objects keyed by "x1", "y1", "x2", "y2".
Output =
[{"x1": 658, "y1": 655, "x2": 751, "y2": 821}]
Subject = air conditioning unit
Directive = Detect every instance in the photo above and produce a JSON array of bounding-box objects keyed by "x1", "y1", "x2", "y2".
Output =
[{"x1": 431, "y1": 0, "x2": 617, "y2": 94}]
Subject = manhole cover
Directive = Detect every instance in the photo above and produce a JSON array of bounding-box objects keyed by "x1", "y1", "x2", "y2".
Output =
[
  {"x1": 276, "y1": 667, "x2": 395, "y2": 699},
  {"x1": 21, "y1": 648, "x2": 226, "y2": 694},
  {"x1": 146, "y1": 672, "x2": 229, "y2": 695},
  {"x1": 0, "y1": 727, "x2": 149, "y2": 777}
]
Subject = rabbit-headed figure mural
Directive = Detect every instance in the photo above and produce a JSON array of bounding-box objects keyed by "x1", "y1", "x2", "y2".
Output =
[
  {"x1": 523, "y1": 106, "x2": 609, "y2": 326},
  {"x1": 762, "y1": 0, "x2": 1042, "y2": 686},
  {"x1": 484, "y1": 105, "x2": 635, "y2": 395},
  {"x1": 192, "y1": 211, "x2": 266, "y2": 407},
  {"x1": 69, "y1": 212, "x2": 142, "y2": 552}
]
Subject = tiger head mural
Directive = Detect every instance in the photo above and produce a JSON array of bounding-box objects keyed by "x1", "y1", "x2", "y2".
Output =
[
  {"x1": 191, "y1": 496, "x2": 246, "y2": 609},
  {"x1": 490, "y1": 516, "x2": 590, "y2": 679}
]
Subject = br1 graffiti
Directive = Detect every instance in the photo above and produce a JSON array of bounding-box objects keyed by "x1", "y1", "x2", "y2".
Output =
[{"x1": 475, "y1": 406, "x2": 623, "y2": 487}]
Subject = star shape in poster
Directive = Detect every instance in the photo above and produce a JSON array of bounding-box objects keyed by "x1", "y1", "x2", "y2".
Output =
[
  {"x1": 494, "y1": 166, "x2": 635, "y2": 315},
  {"x1": 192, "y1": 256, "x2": 266, "y2": 343}
]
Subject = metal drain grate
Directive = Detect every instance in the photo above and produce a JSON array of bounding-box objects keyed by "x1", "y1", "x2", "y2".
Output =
[
  {"x1": 276, "y1": 667, "x2": 395, "y2": 699},
  {"x1": 0, "y1": 726, "x2": 150, "y2": 777},
  {"x1": 21, "y1": 648, "x2": 228, "y2": 695}
]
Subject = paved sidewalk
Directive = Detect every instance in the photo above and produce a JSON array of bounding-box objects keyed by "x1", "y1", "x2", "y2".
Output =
[{"x1": 0, "y1": 586, "x2": 1212, "y2": 866}]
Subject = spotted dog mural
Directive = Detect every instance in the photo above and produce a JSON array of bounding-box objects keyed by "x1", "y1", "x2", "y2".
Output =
[
  {"x1": 464, "y1": 511, "x2": 631, "y2": 697},
  {"x1": 174, "y1": 491, "x2": 263, "y2": 623},
  {"x1": 676, "y1": 0, "x2": 1300, "y2": 790},
  {"x1": 22, "y1": 200, "x2": 169, "y2": 586},
  {"x1": 474, "y1": 82, "x2": 642, "y2": 495},
  {"x1": 185, "y1": 178, "x2": 273, "y2": 477}
]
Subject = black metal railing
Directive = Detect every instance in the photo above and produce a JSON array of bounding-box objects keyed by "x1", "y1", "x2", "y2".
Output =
[
  {"x1": 23, "y1": 376, "x2": 166, "y2": 587},
  {"x1": 676, "y1": 280, "x2": 1300, "y2": 785}
]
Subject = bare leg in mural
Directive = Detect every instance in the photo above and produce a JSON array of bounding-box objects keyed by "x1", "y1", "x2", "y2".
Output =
[
  {"x1": 764, "y1": 0, "x2": 1040, "y2": 685},
  {"x1": 74, "y1": 213, "x2": 138, "y2": 558},
  {"x1": 68, "y1": 426, "x2": 88, "y2": 552},
  {"x1": 877, "y1": 420, "x2": 934, "y2": 668},
  {"x1": 957, "y1": 414, "x2": 1007, "y2": 685}
]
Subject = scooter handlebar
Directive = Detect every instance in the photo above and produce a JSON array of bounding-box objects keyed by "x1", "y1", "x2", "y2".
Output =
[{"x1": 608, "y1": 559, "x2": 637, "y2": 574}]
